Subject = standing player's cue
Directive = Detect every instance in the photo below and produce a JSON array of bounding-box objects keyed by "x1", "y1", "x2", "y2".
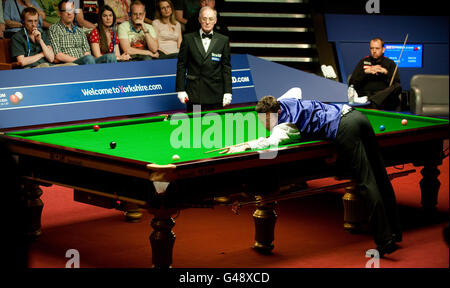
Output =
[{"x1": 389, "y1": 33, "x2": 409, "y2": 87}]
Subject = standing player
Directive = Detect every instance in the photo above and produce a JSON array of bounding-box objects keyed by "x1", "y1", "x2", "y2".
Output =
[{"x1": 175, "y1": 6, "x2": 232, "y2": 112}]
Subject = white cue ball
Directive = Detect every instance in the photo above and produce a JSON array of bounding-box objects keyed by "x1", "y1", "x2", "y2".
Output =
[{"x1": 172, "y1": 154, "x2": 180, "y2": 160}]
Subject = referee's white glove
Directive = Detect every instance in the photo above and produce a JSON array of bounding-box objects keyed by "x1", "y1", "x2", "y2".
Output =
[
  {"x1": 223, "y1": 93, "x2": 232, "y2": 106},
  {"x1": 177, "y1": 91, "x2": 189, "y2": 104}
]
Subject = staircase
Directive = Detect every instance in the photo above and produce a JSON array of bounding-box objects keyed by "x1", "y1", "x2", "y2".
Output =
[{"x1": 220, "y1": 0, "x2": 319, "y2": 73}]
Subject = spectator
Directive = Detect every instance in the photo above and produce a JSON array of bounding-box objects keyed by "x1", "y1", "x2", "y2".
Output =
[
  {"x1": 1, "y1": 3, "x2": 6, "y2": 38},
  {"x1": 3, "y1": 0, "x2": 46, "y2": 38},
  {"x1": 11, "y1": 7, "x2": 55, "y2": 67},
  {"x1": 174, "y1": 0, "x2": 198, "y2": 32},
  {"x1": 118, "y1": 0, "x2": 158, "y2": 61},
  {"x1": 349, "y1": 37, "x2": 402, "y2": 111},
  {"x1": 49, "y1": 0, "x2": 115, "y2": 64},
  {"x1": 104, "y1": 0, "x2": 130, "y2": 24},
  {"x1": 152, "y1": 0, "x2": 181, "y2": 59},
  {"x1": 184, "y1": 0, "x2": 228, "y2": 36},
  {"x1": 89, "y1": 5, "x2": 130, "y2": 61}
]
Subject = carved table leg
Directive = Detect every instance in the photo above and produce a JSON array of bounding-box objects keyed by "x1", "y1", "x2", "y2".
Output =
[
  {"x1": 148, "y1": 208, "x2": 177, "y2": 268},
  {"x1": 23, "y1": 181, "x2": 44, "y2": 239},
  {"x1": 420, "y1": 164, "x2": 441, "y2": 216},
  {"x1": 342, "y1": 185, "x2": 366, "y2": 233},
  {"x1": 252, "y1": 200, "x2": 277, "y2": 254},
  {"x1": 124, "y1": 202, "x2": 143, "y2": 223}
]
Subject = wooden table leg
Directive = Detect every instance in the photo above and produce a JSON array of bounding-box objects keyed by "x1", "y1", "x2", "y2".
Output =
[
  {"x1": 148, "y1": 208, "x2": 177, "y2": 268},
  {"x1": 420, "y1": 164, "x2": 441, "y2": 216},
  {"x1": 252, "y1": 200, "x2": 277, "y2": 254},
  {"x1": 23, "y1": 181, "x2": 44, "y2": 239},
  {"x1": 342, "y1": 185, "x2": 366, "y2": 233}
]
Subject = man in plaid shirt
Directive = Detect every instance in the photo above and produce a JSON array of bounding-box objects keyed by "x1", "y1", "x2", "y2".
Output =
[{"x1": 49, "y1": 0, "x2": 115, "y2": 64}]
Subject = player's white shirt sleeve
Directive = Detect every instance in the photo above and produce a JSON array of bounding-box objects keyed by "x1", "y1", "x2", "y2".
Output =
[
  {"x1": 247, "y1": 123, "x2": 300, "y2": 150},
  {"x1": 277, "y1": 87, "x2": 302, "y2": 100}
]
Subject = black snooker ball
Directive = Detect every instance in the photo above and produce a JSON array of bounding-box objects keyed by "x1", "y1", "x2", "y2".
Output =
[{"x1": 110, "y1": 141, "x2": 117, "y2": 149}]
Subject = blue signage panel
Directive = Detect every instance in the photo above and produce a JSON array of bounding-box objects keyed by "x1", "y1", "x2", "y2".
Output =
[{"x1": 0, "y1": 55, "x2": 256, "y2": 129}]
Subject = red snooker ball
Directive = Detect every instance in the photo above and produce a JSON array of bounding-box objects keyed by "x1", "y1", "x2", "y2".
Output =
[
  {"x1": 9, "y1": 94, "x2": 19, "y2": 104},
  {"x1": 93, "y1": 125, "x2": 100, "y2": 131}
]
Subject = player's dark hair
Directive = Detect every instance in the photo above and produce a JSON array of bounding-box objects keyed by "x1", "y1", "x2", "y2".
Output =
[
  {"x1": 255, "y1": 96, "x2": 280, "y2": 113},
  {"x1": 21, "y1": 7, "x2": 38, "y2": 21},
  {"x1": 370, "y1": 37, "x2": 385, "y2": 47}
]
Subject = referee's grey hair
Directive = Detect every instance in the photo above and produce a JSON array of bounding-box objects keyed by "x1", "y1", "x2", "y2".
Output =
[{"x1": 199, "y1": 6, "x2": 217, "y2": 18}]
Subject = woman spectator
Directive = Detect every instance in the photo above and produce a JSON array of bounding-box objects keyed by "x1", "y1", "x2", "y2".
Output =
[
  {"x1": 89, "y1": 5, "x2": 131, "y2": 61},
  {"x1": 152, "y1": 0, "x2": 181, "y2": 59}
]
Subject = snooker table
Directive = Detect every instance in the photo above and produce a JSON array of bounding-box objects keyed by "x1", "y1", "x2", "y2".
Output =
[{"x1": 3, "y1": 106, "x2": 449, "y2": 267}]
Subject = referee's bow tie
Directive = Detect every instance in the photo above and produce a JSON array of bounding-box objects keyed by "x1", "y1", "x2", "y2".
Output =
[{"x1": 202, "y1": 33, "x2": 213, "y2": 39}]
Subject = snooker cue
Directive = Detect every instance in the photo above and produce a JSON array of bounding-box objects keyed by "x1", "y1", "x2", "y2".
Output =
[
  {"x1": 204, "y1": 142, "x2": 248, "y2": 154},
  {"x1": 389, "y1": 33, "x2": 408, "y2": 87}
]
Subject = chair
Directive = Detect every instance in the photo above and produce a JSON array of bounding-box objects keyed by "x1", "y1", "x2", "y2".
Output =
[
  {"x1": 0, "y1": 38, "x2": 21, "y2": 70},
  {"x1": 410, "y1": 74, "x2": 449, "y2": 117}
]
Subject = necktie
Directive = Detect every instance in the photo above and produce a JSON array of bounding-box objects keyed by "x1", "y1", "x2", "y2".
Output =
[{"x1": 202, "y1": 33, "x2": 212, "y2": 39}]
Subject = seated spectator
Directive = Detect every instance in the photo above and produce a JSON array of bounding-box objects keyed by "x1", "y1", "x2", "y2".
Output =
[
  {"x1": 49, "y1": 0, "x2": 115, "y2": 64},
  {"x1": 3, "y1": 0, "x2": 46, "y2": 38},
  {"x1": 89, "y1": 5, "x2": 130, "y2": 61},
  {"x1": 1, "y1": 3, "x2": 6, "y2": 38},
  {"x1": 174, "y1": 0, "x2": 199, "y2": 32},
  {"x1": 37, "y1": 0, "x2": 60, "y2": 28},
  {"x1": 184, "y1": 0, "x2": 227, "y2": 36},
  {"x1": 118, "y1": 0, "x2": 158, "y2": 61},
  {"x1": 152, "y1": 0, "x2": 181, "y2": 59},
  {"x1": 104, "y1": 0, "x2": 130, "y2": 25},
  {"x1": 11, "y1": 7, "x2": 55, "y2": 67}
]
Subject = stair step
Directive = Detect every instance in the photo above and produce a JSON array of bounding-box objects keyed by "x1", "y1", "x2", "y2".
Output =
[
  {"x1": 259, "y1": 56, "x2": 314, "y2": 62},
  {"x1": 220, "y1": 12, "x2": 309, "y2": 19},
  {"x1": 230, "y1": 42, "x2": 314, "y2": 49},
  {"x1": 225, "y1": 0, "x2": 308, "y2": 3},
  {"x1": 228, "y1": 26, "x2": 311, "y2": 32},
  {"x1": 221, "y1": 2, "x2": 311, "y2": 13}
]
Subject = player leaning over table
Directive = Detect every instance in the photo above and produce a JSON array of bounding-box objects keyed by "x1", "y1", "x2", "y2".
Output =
[{"x1": 222, "y1": 87, "x2": 402, "y2": 257}]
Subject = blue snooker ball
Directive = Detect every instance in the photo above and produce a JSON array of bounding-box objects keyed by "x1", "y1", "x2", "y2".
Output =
[{"x1": 379, "y1": 125, "x2": 385, "y2": 131}]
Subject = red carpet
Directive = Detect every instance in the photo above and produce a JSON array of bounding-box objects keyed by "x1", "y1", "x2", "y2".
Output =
[{"x1": 28, "y1": 155, "x2": 449, "y2": 268}]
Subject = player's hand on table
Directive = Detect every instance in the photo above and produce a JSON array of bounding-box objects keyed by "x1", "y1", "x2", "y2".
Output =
[
  {"x1": 177, "y1": 91, "x2": 189, "y2": 104},
  {"x1": 223, "y1": 93, "x2": 232, "y2": 106},
  {"x1": 219, "y1": 143, "x2": 250, "y2": 154}
]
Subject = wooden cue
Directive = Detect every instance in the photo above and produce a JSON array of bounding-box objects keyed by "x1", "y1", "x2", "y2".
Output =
[
  {"x1": 204, "y1": 142, "x2": 248, "y2": 154},
  {"x1": 389, "y1": 33, "x2": 408, "y2": 87}
]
